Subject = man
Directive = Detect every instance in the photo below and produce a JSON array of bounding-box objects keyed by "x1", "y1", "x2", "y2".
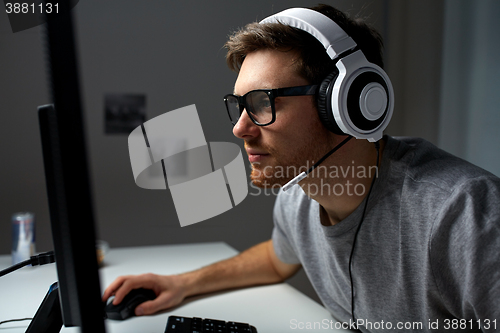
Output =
[{"x1": 103, "y1": 4, "x2": 500, "y2": 331}]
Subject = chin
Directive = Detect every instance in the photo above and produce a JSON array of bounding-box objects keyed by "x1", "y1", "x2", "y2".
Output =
[{"x1": 250, "y1": 166, "x2": 291, "y2": 188}]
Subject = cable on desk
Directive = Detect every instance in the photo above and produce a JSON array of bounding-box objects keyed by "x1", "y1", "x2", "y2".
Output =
[
  {"x1": 0, "y1": 251, "x2": 55, "y2": 278},
  {"x1": 0, "y1": 318, "x2": 33, "y2": 326}
]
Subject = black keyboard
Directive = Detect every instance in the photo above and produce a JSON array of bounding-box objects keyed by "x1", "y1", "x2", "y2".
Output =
[{"x1": 165, "y1": 315, "x2": 258, "y2": 333}]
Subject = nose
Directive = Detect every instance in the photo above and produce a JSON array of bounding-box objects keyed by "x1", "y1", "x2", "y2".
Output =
[{"x1": 233, "y1": 109, "x2": 260, "y2": 139}]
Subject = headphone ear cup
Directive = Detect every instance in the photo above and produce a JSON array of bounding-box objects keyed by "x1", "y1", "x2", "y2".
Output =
[{"x1": 316, "y1": 70, "x2": 344, "y2": 135}]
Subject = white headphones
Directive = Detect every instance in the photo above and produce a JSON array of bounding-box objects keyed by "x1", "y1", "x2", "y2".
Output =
[{"x1": 260, "y1": 8, "x2": 394, "y2": 142}]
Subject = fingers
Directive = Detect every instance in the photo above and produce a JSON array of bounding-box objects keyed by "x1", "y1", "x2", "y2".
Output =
[
  {"x1": 135, "y1": 298, "x2": 162, "y2": 316},
  {"x1": 102, "y1": 274, "x2": 155, "y2": 305},
  {"x1": 113, "y1": 274, "x2": 153, "y2": 305},
  {"x1": 135, "y1": 291, "x2": 177, "y2": 316},
  {"x1": 102, "y1": 275, "x2": 127, "y2": 302}
]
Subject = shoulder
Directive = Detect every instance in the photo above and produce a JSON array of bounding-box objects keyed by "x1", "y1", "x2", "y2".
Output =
[
  {"x1": 386, "y1": 136, "x2": 500, "y2": 194},
  {"x1": 386, "y1": 137, "x2": 500, "y2": 244},
  {"x1": 387, "y1": 136, "x2": 500, "y2": 236}
]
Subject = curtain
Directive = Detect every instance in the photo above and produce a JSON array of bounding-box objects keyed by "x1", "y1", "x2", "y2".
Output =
[{"x1": 439, "y1": 0, "x2": 500, "y2": 177}]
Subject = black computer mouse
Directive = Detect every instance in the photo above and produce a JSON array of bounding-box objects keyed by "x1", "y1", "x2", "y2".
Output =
[{"x1": 105, "y1": 288, "x2": 156, "y2": 320}]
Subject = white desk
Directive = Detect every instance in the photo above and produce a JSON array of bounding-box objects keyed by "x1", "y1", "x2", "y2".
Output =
[{"x1": 0, "y1": 243, "x2": 351, "y2": 332}]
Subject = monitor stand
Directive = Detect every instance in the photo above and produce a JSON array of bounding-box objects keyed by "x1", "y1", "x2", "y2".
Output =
[{"x1": 25, "y1": 282, "x2": 63, "y2": 333}]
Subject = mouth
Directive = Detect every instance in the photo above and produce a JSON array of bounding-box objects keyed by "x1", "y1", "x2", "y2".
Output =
[{"x1": 245, "y1": 148, "x2": 270, "y2": 164}]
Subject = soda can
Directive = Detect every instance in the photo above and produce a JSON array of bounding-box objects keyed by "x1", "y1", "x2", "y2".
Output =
[{"x1": 11, "y1": 212, "x2": 36, "y2": 265}]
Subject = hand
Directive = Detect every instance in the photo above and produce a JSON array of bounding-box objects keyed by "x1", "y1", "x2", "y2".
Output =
[{"x1": 102, "y1": 273, "x2": 187, "y2": 316}]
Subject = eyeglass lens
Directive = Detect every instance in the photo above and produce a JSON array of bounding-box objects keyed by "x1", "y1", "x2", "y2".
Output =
[{"x1": 226, "y1": 91, "x2": 273, "y2": 125}]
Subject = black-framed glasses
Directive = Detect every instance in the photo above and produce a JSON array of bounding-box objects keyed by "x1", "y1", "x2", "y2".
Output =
[{"x1": 224, "y1": 84, "x2": 318, "y2": 126}]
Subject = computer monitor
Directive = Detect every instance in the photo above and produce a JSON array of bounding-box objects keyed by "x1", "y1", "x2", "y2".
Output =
[{"x1": 34, "y1": 1, "x2": 106, "y2": 332}]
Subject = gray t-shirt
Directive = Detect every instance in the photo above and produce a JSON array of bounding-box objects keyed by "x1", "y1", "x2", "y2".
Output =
[{"x1": 272, "y1": 136, "x2": 500, "y2": 332}]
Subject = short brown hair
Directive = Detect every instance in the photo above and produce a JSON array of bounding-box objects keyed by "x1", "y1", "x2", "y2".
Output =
[{"x1": 224, "y1": 4, "x2": 384, "y2": 85}]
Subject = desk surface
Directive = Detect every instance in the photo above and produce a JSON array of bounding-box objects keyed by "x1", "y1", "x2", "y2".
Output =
[{"x1": 0, "y1": 243, "x2": 351, "y2": 332}]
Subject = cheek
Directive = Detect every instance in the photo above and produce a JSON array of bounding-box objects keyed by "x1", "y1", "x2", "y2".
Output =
[
  {"x1": 271, "y1": 106, "x2": 332, "y2": 160},
  {"x1": 280, "y1": 103, "x2": 329, "y2": 143}
]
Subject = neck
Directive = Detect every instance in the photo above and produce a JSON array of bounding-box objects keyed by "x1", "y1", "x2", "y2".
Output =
[{"x1": 300, "y1": 138, "x2": 384, "y2": 226}]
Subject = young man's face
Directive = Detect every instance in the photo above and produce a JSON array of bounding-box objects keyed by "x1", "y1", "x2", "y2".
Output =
[{"x1": 232, "y1": 48, "x2": 335, "y2": 188}]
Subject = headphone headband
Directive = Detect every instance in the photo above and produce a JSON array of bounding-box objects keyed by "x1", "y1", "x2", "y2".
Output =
[{"x1": 260, "y1": 8, "x2": 356, "y2": 59}]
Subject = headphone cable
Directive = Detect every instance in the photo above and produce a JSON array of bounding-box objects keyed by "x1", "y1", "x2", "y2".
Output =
[{"x1": 349, "y1": 140, "x2": 380, "y2": 325}]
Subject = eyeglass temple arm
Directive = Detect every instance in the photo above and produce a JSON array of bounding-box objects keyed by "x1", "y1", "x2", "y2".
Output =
[{"x1": 274, "y1": 85, "x2": 318, "y2": 97}]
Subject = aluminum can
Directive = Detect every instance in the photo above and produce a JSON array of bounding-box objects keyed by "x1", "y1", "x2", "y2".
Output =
[{"x1": 11, "y1": 212, "x2": 36, "y2": 265}]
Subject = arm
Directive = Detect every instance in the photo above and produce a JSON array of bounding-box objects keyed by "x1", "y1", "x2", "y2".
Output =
[{"x1": 102, "y1": 239, "x2": 301, "y2": 316}]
